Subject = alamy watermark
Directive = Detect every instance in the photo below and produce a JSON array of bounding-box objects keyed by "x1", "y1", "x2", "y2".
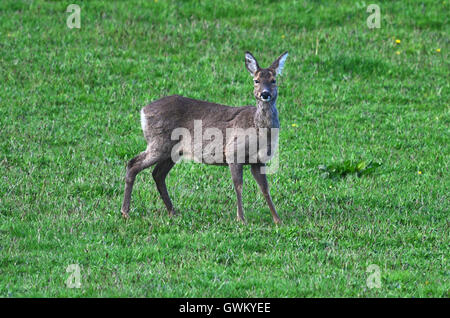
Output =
[
  {"x1": 66, "y1": 264, "x2": 81, "y2": 288},
  {"x1": 169, "y1": 120, "x2": 280, "y2": 174},
  {"x1": 66, "y1": 4, "x2": 81, "y2": 29},
  {"x1": 366, "y1": 4, "x2": 381, "y2": 29},
  {"x1": 366, "y1": 264, "x2": 382, "y2": 289}
]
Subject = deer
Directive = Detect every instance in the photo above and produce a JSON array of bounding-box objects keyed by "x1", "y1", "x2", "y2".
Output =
[{"x1": 121, "y1": 51, "x2": 288, "y2": 224}]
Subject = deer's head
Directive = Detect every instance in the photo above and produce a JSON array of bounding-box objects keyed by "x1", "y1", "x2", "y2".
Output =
[{"x1": 245, "y1": 51, "x2": 288, "y2": 103}]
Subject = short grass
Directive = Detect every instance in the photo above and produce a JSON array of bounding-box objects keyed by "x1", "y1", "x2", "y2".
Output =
[{"x1": 0, "y1": 0, "x2": 448, "y2": 297}]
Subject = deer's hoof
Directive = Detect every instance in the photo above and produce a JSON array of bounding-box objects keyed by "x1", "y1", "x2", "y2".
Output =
[
  {"x1": 121, "y1": 211, "x2": 130, "y2": 219},
  {"x1": 236, "y1": 217, "x2": 246, "y2": 224},
  {"x1": 273, "y1": 217, "x2": 282, "y2": 225},
  {"x1": 168, "y1": 210, "x2": 177, "y2": 217}
]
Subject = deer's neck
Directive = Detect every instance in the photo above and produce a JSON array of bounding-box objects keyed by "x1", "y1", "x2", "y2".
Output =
[{"x1": 254, "y1": 99, "x2": 279, "y2": 129}]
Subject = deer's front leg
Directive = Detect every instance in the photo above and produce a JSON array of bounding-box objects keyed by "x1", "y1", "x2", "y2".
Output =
[
  {"x1": 229, "y1": 163, "x2": 245, "y2": 223},
  {"x1": 251, "y1": 164, "x2": 281, "y2": 224}
]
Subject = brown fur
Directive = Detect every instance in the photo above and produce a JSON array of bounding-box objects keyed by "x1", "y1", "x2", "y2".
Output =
[{"x1": 121, "y1": 52, "x2": 288, "y2": 224}]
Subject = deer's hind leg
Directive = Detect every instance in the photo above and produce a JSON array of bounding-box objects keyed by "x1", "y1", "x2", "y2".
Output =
[
  {"x1": 121, "y1": 150, "x2": 159, "y2": 218},
  {"x1": 152, "y1": 158, "x2": 176, "y2": 217}
]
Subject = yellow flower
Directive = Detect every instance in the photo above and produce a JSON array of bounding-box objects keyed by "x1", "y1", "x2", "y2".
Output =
[
  {"x1": 418, "y1": 171, "x2": 422, "y2": 175},
  {"x1": 281, "y1": 35, "x2": 285, "y2": 39},
  {"x1": 395, "y1": 39, "x2": 401, "y2": 44},
  {"x1": 436, "y1": 48, "x2": 441, "y2": 53},
  {"x1": 396, "y1": 51, "x2": 401, "y2": 55},
  {"x1": 291, "y1": 123, "x2": 298, "y2": 127}
]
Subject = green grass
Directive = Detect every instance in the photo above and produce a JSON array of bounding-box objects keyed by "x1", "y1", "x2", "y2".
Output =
[{"x1": 0, "y1": 0, "x2": 448, "y2": 297}]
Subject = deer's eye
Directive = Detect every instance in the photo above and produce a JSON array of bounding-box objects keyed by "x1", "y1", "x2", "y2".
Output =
[
  {"x1": 271, "y1": 79, "x2": 276, "y2": 84},
  {"x1": 254, "y1": 80, "x2": 259, "y2": 84}
]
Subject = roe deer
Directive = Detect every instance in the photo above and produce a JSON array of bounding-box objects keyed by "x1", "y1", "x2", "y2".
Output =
[{"x1": 121, "y1": 51, "x2": 288, "y2": 224}]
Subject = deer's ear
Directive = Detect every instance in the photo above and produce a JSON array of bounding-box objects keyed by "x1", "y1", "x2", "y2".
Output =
[
  {"x1": 245, "y1": 52, "x2": 260, "y2": 76},
  {"x1": 270, "y1": 51, "x2": 289, "y2": 76}
]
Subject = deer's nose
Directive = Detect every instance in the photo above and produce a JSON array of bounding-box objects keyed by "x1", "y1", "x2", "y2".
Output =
[{"x1": 260, "y1": 91, "x2": 271, "y2": 101}]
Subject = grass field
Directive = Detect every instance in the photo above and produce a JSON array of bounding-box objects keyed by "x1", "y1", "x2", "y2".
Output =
[{"x1": 0, "y1": 0, "x2": 448, "y2": 297}]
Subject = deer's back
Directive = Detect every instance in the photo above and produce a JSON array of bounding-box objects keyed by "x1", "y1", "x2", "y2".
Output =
[
  {"x1": 139, "y1": 95, "x2": 279, "y2": 165},
  {"x1": 141, "y1": 95, "x2": 255, "y2": 137}
]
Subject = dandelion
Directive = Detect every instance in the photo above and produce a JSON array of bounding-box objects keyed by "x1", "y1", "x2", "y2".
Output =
[
  {"x1": 281, "y1": 35, "x2": 285, "y2": 39},
  {"x1": 418, "y1": 171, "x2": 422, "y2": 175},
  {"x1": 436, "y1": 48, "x2": 441, "y2": 53},
  {"x1": 291, "y1": 123, "x2": 298, "y2": 127},
  {"x1": 395, "y1": 39, "x2": 401, "y2": 44},
  {"x1": 396, "y1": 51, "x2": 401, "y2": 55}
]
